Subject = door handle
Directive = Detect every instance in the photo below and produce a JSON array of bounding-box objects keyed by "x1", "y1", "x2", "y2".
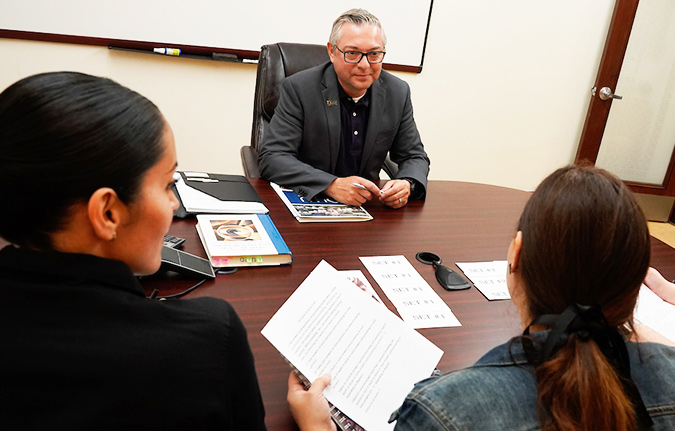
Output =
[{"x1": 597, "y1": 86, "x2": 623, "y2": 100}]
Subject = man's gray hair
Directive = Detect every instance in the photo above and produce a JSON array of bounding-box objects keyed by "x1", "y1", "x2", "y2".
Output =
[{"x1": 329, "y1": 8, "x2": 387, "y2": 48}]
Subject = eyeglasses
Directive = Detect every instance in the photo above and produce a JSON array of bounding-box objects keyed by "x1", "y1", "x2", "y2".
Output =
[{"x1": 335, "y1": 46, "x2": 386, "y2": 64}]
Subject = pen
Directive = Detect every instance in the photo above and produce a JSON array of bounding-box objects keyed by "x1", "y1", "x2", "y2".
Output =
[
  {"x1": 352, "y1": 182, "x2": 368, "y2": 190},
  {"x1": 154, "y1": 47, "x2": 181, "y2": 56}
]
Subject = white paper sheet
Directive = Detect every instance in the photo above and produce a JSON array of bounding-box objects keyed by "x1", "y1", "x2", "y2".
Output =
[
  {"x1": 262, "y1": 261, "x2": 443, "y2": 431},
  {"x1": 340, "y1": 270, "x2": 385, "y2": 306},
  {"x1": 360, "y1": 256, "x2": 461, "y2": 329},
  {"x1": 634, "y1": 284, "x2": 675, "y2": 343},
  {"x1": 455, "y1": 260, "x2": 511, "y2": 301}
]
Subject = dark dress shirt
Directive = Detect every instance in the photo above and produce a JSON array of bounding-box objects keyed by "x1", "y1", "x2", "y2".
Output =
[
  {"x1": 0, "y1": 245, "x2": 266, "y2": 431},
  {"x1": 335, "y1": 87, "x2": 370, "y2": 177}
]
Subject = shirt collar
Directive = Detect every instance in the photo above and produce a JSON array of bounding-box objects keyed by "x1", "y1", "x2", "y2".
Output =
[{"x1": 338, "y1": 84, "x2": 371, "y2": 106}]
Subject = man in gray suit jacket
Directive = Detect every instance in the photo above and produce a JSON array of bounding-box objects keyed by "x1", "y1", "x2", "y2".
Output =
[{"x1": 258, "y1": 9, "x2": 430, "y2": 209}]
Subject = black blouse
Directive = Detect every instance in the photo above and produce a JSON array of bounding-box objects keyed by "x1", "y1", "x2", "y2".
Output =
[{"x1": 0, "y1": 245, "x2": 266, "y2": 430}]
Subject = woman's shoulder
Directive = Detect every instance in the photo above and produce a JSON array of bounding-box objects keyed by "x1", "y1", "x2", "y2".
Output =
[
  {"x1": 161, "y1": 296, "x2": 242, "y2": 329},
  {"x1": 393, "y1": 339, "x2": 540, "y2": 431},
  {"x1": 628, "y1": 339, "x2": 675, "y2": 375},
  {"x1": 628, "y1": 341, "x2": 675, "y2": 400},
  {"x1": 411, "y1": 338, "x2": 535, "y2": 398},
  {"x1": 618, "y1": 341, "x2": 675, "y2": 429}
]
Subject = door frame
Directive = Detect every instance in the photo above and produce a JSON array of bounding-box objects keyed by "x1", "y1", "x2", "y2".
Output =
[{"x1": 574, "y1": 0, "x2": 675, "y2": 195}]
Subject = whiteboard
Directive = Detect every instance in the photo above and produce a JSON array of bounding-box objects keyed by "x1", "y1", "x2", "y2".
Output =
[{"x1": 0, "y1": 0, "x2": 433, "y2": 72}]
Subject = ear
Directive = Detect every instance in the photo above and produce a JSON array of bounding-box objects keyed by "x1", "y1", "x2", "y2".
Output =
[
  {"x1": 327, "y1": 43, "x2": 335, "y2": 63},
  {"x1": 87, "y1": 187, "x2": 124, "y2": 241},
  {"x1": 508, "y1": 231, "x2": 523, "y2": 272},
  {"x1": 507, "y1": 231, "x2": 530, "y2": 328}
]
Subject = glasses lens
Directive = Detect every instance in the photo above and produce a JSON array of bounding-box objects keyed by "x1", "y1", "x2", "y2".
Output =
[
  {"x1": 367, "y1": 52, "x2": 385, "y2": 63},
  {"x1": 344, "y1": 51, "x2": 362, "y2": 63}
]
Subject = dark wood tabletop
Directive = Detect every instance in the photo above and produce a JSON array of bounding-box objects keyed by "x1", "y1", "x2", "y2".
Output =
[
  {"x1": 2, "y1": 179, "x2": 669, "y2": 430},
  {"x1": 137, "y1": 179, "x2": 675, "y2": 431}
]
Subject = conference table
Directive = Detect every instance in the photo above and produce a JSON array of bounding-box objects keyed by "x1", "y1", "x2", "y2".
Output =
[{"x1": 139, "y1": 178, "x2": 675, "y2": 431}]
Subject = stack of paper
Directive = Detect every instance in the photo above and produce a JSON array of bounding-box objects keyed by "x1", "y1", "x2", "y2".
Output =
[{"x1": 262, "y1": 261, "x2": 443, "y2": 431}]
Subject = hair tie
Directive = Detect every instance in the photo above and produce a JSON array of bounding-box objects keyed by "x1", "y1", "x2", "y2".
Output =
[
  {"x1": 523, "y1": 304, "x2": 653, "y2": 430},
  {"x1": 524, "y1": 304, "x2": 609, "y2": 361}
]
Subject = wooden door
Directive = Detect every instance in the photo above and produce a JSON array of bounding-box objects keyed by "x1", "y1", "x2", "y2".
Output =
[{"x1": 575, "y1": 0, "x2": 675, "y2": 197}]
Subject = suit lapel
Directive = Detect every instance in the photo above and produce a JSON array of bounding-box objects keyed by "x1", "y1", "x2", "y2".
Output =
[
  {"x1": 360, "y1": 78, "x2": 385, "y2": 173},
  {"x1": 322, "y1": 65, "x2": 341, "y2": 173}
]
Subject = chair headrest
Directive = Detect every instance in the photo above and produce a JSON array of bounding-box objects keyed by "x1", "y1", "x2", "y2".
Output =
[{"x1": 259, "y1": 43, "x2": 330, "y2": 121}]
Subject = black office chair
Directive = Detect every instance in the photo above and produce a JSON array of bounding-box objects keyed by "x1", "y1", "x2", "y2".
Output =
[{"x1": 241, "y1": 42, "x2": 398, "y2": 178}]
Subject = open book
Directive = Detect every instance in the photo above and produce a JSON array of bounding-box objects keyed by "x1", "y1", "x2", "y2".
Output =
[
  {"x1": 271, "y1": 183, "x2": 372, "y2": 222},
  {"x1": 262, "y1": 261, "x2": 443, "y2": 431}
]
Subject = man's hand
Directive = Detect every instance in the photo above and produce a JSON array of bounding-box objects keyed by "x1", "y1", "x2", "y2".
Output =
[
  {"x1": 287, "y1": 372, "x2": 336, "y2": 431},
  {"x1": 379, "y1": 179, "x2": 411, "y2": 209},
  {"x1": 324, "y1": 176, "x2": 380, "y2": 206}
]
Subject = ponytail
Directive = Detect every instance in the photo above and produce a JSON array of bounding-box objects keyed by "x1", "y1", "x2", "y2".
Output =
[
  {"x1": 522, "y1": 304, "x2": 652, "y2": 431},
  {"x1": 536, "y1": 336, "x2": 636, "y2": 431}
]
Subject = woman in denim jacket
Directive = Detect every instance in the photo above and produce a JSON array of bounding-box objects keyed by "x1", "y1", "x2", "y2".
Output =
[{"x1": 289, "y1": 165, "x2": 675, "y2": 431}]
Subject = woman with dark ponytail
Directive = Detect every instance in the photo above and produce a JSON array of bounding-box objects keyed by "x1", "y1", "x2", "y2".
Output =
[{"x1": 289, "y1": 165, "x2": 675, "y2": 430}]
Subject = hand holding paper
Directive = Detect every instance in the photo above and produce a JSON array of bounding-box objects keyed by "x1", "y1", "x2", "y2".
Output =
[
  {"x1": 262, "y1": 261, "x2": 443, "y2": 431},
  {"x1": 287, "y1": 372, "x2": 337, "y2": 431}
]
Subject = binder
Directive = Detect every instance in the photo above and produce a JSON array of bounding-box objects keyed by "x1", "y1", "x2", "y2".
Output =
[{"x1": 173, "y1": 172, "x2": 268, "y2": 217}]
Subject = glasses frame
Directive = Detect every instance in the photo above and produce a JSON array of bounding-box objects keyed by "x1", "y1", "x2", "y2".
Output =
[{"x1": 335, "y1": 46, "x2": 386, "y2": 64}]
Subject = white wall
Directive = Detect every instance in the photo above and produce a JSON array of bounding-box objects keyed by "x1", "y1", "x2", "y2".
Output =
[{"x1": 0, "y1": 1, "x2": 615, "y2": 191}]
